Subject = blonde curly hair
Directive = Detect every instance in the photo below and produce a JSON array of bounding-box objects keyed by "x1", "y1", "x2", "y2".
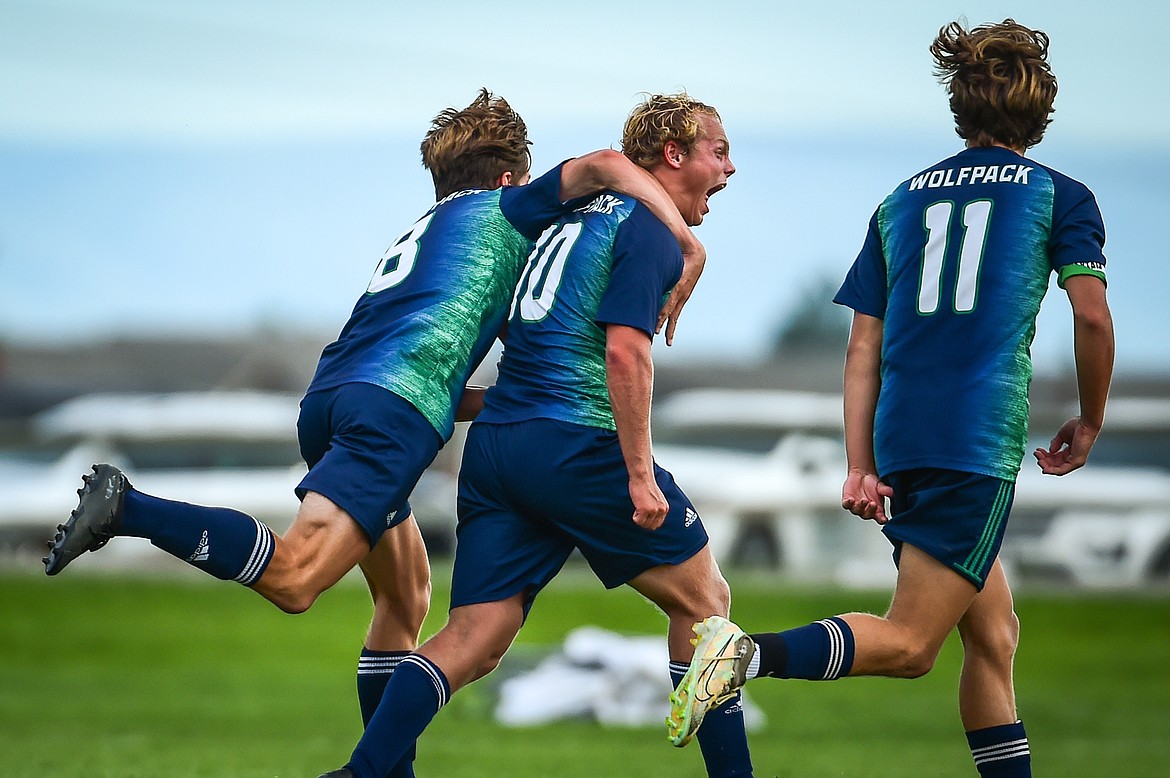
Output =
[
  {"x1": 621, "y1": 93, "x2": 721, "y2": 170},
  {"x1": 932, "y1": 19, "x2": 1058, "y2": 150},
  {"x1": 420, "y1": 88, "x2": 532, "y2": 199}
]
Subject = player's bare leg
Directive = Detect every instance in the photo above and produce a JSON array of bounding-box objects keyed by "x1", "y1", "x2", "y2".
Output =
[
  {"x1": 635, "y1": 547, "x2": 753, "y2": 776},
  {"x1": 417, "y1": 594, "x2": 527, "y2": 692},
  {"x1": 956, "y1": 559, "x2": 1020, "y2": 728},
  {"x1": 840, "y1": 544, "x2": 978, "y2": 677},
  {"x1": 956, "y1": 559, "x2": 1031, "y2": 774},
  {"x1": 360, "y1": 513, "x2": 432, "y2": 650},
  {"x1": 627, "y1": 545, "x2": 731, "y2": 658},
  {"x1": 352, "y1": 515, "x2": 434, "y2": 778},
  {"x1": 251, "y1": 491, "x2": 371, "y2": 614}
]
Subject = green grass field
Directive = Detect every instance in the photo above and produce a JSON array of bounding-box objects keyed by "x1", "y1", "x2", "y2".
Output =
[{"x1": 2, "y1": 562, "x2": 1168, "y2": 777}]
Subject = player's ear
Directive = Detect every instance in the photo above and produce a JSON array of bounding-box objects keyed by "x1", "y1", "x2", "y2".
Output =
[
  {"x1": 663, "y1": 140, "x2": 686, "y2": 169},
  {"x1": 495, "y1": 171, "x2": 513, "y2": 188}
]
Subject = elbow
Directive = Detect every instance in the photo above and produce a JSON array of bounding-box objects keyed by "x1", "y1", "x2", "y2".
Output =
[
  {"x1": 1076, "y1": 307, "x2": 1114, "y2": 337},
  {"x1": 582, "y1": 149, "x2": 629, "y2": 190},
  {"x1": 606, "y1": 344, "x2": 636, "y2": 375},
  {"x1": 845, "y1": 338, "x2": 880, "y2": 369}
]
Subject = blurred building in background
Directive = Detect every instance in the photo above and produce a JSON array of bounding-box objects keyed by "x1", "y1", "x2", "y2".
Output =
[{"x1": 3, "y1": 331, "x2": 1169, "y2": 588}]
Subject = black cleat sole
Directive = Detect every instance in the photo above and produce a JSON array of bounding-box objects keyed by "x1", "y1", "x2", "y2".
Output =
[{"x1": 43, "y1": 463, "x2": 129, "y2": 576}]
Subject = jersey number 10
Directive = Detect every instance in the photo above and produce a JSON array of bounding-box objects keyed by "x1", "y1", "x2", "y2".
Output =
[{"x1": 512, "y1": 222, "x2": 584, "y2": 322}]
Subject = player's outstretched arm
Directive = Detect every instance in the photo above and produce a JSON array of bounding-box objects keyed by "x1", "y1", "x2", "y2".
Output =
[
  {"x1": 605, "y1": 323, "x2": 668, "y2": 530},
  {"x1": 840, "y1": 312, "x2": 893, "y2": 523},
  {"x1": 1035, "y1": 275, "x2": 1114, "y2": 475},
  {"x1": 560, "y1": 150, "x2": 705, "y2": 346}
]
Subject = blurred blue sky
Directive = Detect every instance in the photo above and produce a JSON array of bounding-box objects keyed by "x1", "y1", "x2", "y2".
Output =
[{"x1": 2, "y1": 0, "x2": 1166, "y2": 374}]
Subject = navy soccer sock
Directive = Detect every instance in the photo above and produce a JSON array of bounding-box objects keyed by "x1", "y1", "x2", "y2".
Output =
[
  {"x1": 357, "y1": 648, "x2": 416, "y2": 778},
  {"x1": 750, "y1": 616, "x2": 855, "y2": 680},
  {"x1": 671, "y1": 661, "x2": 753, "y2": 777},
  {"x1": 967, "y1": 720, "x2": 1031, "y2": 776},
  {"x1": 347, "y1": 654, "x2": 450, "y2": 778},
  {"x1": 120, "y1": 488, "x2": 275, "y2": 585}
]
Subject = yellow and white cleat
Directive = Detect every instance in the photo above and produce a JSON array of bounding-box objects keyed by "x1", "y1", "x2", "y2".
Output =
[{"x1": 666, "y1": 615, "x2": 755, "y2": 747}]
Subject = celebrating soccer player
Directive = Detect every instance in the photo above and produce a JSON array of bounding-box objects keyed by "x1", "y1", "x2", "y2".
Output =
[
  {"x1": 44, "y1": 88, "x2": 706, "y2": 778},
  {"x1": 669, "y1": 20, "x2": 1114, "y2": 777},
  {"x1": 319, "y1": 93, "x2": 748, "y2": 778}
]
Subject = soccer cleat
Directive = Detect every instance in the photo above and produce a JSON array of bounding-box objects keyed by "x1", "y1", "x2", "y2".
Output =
[
  {"x1": 316, "y1": 770, "x2": 353, "y2": 778},
  {"x1": 666, "y1": 615, "x2": 755, "y2": 748},
  {"x1": 43, "y1": 463, "x2": 130, "y2": 576}
]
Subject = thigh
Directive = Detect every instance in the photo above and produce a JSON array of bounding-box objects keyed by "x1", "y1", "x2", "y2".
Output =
[
  {"x1": 626, "y1": 543, "x2": 727, "y2": 617},
  {"x1": 258, "y1": 490, "x2": 371, "y2": 598},
  {"x1": 957, "y1": 559, "x2": 1018, "y2": 647},
  {"x1": 358, "y1": 512, "x2": 432, "y2": 646},
  {"x1": 297, "y1": 383, "x2": 441, "y2": 546},
  {"x1": 360, "y1": 513, "x2": 430, "y2": 598},
  {"x1": 884, "y1": 543, "x2": 980, "y2": 651}
]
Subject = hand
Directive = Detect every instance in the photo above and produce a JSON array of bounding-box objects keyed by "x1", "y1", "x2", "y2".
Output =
[
  {"x1": 629, "y1": 477, "x2": 669, "y2": 530},
  {"x1": 656, "y1": 238, "x2": 706, "y2": 346},
  {"x1": 841, "y1": 468, "x2": 894, "y2": 524},
  {"x1": 1034, "y1": 416, "x2": 1100, "y2": 476}
]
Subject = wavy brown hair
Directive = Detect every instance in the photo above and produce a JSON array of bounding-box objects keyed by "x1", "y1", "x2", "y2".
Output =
[
  {"x1": 932, "y1": 19, "x2": 1058, "y2": 150},
  {"x1": 621, "y1": 93, "x2": 721, "y2": 170},
  {"x1": 420, "y1": 88, "x2": 532, "y2": 199}
]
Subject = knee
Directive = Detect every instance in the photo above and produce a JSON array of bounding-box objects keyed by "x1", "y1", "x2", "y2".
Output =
[
  {"x1": 675, "y1": 574, "x2": 732, "y2": 623},
  {"x1": 262, "y1": 556, "x2": 324, "y2": 614},
  {"x1": 436, "y1": 622, "x2": 513, "y2": 688},
  {"x1": 894, "y1": 643, "x2": 941, "y2": 679},
  {"x1": 963, "y1": 611, "x2": 1021, "y2": 664},
  {"x1": 370, "y1": 576, "x2": 432, "y2": 636},
  {"x1": 468, "y1": 648, "x2": 506, "y2": 683},
  {"x1": 706, "y1": 575, "x2": 732, "y2": 619},
  {"x1": 270, "y1": 585, "x2": 321, "y2": 615}
]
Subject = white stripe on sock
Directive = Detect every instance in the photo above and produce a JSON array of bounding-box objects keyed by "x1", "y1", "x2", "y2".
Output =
[
  {"x1": 235, "y1": 519, "x2": 273, "y2": 585},
  {"x1": 403, "y1": 654, "x2": 448, "y2": 708},
  {"x1": 817, "y1": 619, "x2": 844, "y2": 679},
  {"x1": 972, "y1": 738, "x2": 1030, "y2": 764},
  {"x1": 358, "y1": 656, "x2": 404, "y2": 675}
]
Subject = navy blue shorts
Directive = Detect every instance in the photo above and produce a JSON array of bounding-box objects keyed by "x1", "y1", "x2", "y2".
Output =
[
  {"x1": 452, "y1": 419, "x2": 709, "y2": 611},
  {"x1": 881, "y1": 468, "x2": 1015, "y2": 590},
  {"x1": 296, "y1": 382, "x2": 442, "y2": 546}
]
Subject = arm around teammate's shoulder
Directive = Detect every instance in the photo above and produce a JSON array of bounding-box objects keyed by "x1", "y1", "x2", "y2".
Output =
[{"x1": 560, "y1": 151, "x2": 705, "y2": 345}]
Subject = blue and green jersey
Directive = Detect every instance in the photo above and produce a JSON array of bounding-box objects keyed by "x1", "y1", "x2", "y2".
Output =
[
  {"x1": 835, "y1": 146, "x2": 1107, "y2": 481},
  {"x1": 478, "y1": 193, "x2": 682, "y2": 431},
  {"x1": 306, "y1": 163, "x2": 573, "y2": 441}
]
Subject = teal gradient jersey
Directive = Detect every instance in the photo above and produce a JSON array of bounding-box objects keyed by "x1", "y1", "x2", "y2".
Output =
[
  {"x1": 834, "y1": 146, "x2": 1107, "y2": 481},
  {"x1": 305, "y1": 164, "x2": 575, "y2": 441},
  {"x1": 477, "y1": 193, "x2": 683, "y2": 431}
]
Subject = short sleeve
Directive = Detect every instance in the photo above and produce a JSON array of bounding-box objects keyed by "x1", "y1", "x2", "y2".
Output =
[
  {"x1": 833, "y1": 209, "x2": 888, "y2": 318},
  {"x1": 1049, "y1": 174, "x2": 1108, "y2": 289},
  {"x1": 595, "y1": 204, "x2": 683, "y2": 336},
  {"x1": 499, "y1": 161, "x2": 582, "y2": 240}
]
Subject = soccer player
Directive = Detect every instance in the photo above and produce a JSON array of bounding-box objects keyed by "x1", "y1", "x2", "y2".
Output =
[
  {"x1": 42, "y1": 89, "x2": 706, "y2": 777},
  {"x1": 669, "y1": 20, "x2": 1114, "y2": 777},
  {"x1": 318, "y1": 93, "x2": 748, "y2": 778}
]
